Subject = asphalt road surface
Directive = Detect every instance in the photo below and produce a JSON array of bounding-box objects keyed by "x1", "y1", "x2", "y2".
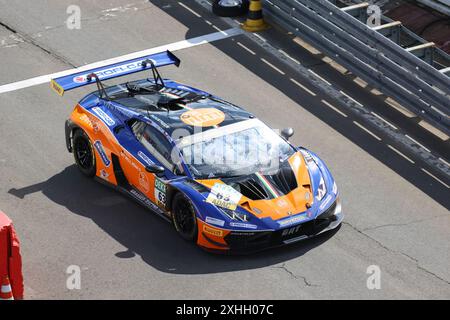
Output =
[{"x1": 0, "y1": 0, "x2": 449, "y2": 299}]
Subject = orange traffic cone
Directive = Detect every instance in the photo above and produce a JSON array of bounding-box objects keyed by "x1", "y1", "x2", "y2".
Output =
[
  {"x1": 242, "y1": 0, "x2": 269, "y2": 32},
  {"x1": 0, "y1": 275, "x2": 14, "y2": 300}
]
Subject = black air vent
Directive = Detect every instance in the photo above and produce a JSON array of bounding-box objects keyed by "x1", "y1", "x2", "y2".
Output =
[{"x1": 228, "y1": 177, "x2": 269, "y2": 200}]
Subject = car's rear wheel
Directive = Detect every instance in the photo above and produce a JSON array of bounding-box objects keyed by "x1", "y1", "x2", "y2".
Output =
[
  {"x1": 73, "y1": 129, "x2": 96, "y2": 177},
  {"x1": 212, "y1": 0, "x2": 249, "y2": 17},
  {"x1": 172, "y1": 193, "x2": 198, "y2": 241}
]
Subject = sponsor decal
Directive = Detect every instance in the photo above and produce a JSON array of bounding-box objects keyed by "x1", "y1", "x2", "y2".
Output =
[
  {"x1": 203, "y1": 225, "x2": 223, "y2": 237},
  {"x1": 92, "y1": 107, "x2": 115, "y2": 126},
  {"x1": 138, "y1": 151, "x2": 154, "y2": 166},
  {"x1": 150, "y1": 115, "x2": 170, "y2": 129},
  {"x1": 300, "y1": 149, "x2": 315, "y2": 165},
  {"x1": 316, "y1": 176, "x2": 327, "y2": 201},
  {"x1": 80, "y1": 114, "x2": 100, "y2": 133},
  {"x1": 93, "y1": 140, "x2": 111, "y2": 167},
  {"x1": 282, "y1": 225, "x2": 302, "y2": 237},
  {"x1": 130, "y1": 189, "x2": 162, "y2": 213},
  {"x1": 176, "y1": 85, "x2": 192, "y2": 91},
  {"x1": 206, "y1": 183, "x2": 242, "y2": 211},
  {"x1": 138, "y1": 171, "x2": 150, "y2": 193},
  {"x1": 277, "y1": 214, "x2": 307, "y2": 227},
  {"x1": 99, "y1": 169, "x2": 109, "y2": 181},
  {"x1": 154, "y1": 178, "x2": 166, "y2": 207},
  {"x1": 180, "y1": 108, "x2": 225, "y2": 127},
  {"x1": 205, "y1": 216, "x2": 225, "y2": 227},
  {"x1": 73, "y1": 59, "x2": 156, "y2": 84},
  {"x1": 120, "y1": 150, "x2": 140, "y2": 170},
  {"x1": 50, "y1": 80, "x2": 64, "y2": 96},
  {"x1": 115, "y1": 106, "x2": 139, "y2": 118},
  {"x1": 229, "y1": 222, "x2": 258, "y2": 230}
]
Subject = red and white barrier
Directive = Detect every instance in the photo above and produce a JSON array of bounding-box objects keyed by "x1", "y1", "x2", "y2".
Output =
[{"x1": 0, "y1": 211, "x2": 23, "y2": 300}]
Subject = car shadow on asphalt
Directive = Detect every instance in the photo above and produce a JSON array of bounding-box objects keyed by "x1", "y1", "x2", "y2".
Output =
[
  {"x1": 8, "y1": 165, "x2": 339, "y2": 275},
  {"x1": 148, "y1": 0, "x2": 450, "y2": 210}
]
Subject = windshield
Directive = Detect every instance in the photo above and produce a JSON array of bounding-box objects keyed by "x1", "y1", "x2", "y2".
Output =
[{"x1": 178, "y1": 119, "x2": 296, "y2": 179}]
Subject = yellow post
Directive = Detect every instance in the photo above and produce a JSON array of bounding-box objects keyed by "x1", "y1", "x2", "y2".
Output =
[{"x1": 242, "y1": 0, "x2": 269, "y2": 32}]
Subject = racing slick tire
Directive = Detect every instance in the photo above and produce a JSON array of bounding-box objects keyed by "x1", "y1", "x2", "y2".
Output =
[
  {"x1": 72, "y1": 129, "x2": 96, "y2": 178},
  {"x1": 172, "y1": 193, "x2": 198, "y2": 241},
  {"x1": 212, "y1": 0, "x2": 249, "y2": 17}
]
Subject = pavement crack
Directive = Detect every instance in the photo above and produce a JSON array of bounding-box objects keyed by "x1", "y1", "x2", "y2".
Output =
[
  {"x1": 361, "y1": 214, "x2": 448, "y2": 232},
  {"x1": 342, "y1": 221, "x2": 450, "y2": 285},
  {"x1": 0, "y1": 20, "x2": 76, "y2": 67},
  {"x1": 272, "y1": 263, "x2": 319, "y2": 287}
]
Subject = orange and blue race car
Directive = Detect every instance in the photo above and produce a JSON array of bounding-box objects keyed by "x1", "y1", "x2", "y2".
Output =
[{"x1": 51, "y1": 50, "x2": 343, "y2": 253}]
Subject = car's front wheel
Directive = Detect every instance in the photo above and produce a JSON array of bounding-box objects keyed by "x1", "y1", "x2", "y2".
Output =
[
  {"x1": 73, "y1": 129, "x2": 96, "y2": 177},
  {"x1": 172, "y1": 193, "x2": 198, "y2": 241}
]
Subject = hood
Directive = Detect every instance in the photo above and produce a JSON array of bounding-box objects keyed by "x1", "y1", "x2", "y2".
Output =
[{"x1": 196, "y1": 152, "x2": 313, "y2": 221}]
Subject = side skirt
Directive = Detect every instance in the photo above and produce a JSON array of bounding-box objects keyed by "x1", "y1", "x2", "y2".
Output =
[{"x1": 94, "y1": 177, "x2": 172, "y2": 223}]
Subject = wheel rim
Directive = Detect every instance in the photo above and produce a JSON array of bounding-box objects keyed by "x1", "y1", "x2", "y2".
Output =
[
  {"x1": 75, "y1": 138, "x2": 93, "y2": 169},
  {"x1": 175, "y1": 200, "x2": 195, "y2": 236}
]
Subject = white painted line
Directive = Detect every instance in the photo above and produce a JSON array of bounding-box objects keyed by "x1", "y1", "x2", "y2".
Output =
[
  {"x1": 0, "y1": 28, "x2": 243, "y2": 95},
  {"x1": 178, "y1": 2, "x2": 202, "y2": 18},
  {"x1": 405, "y1": 135, "x2": 431, "y2": 153},
  {"x1": 387, "y1": 145, "x2": 415, "y2": 164},
  {"x1": 439, "y1": 157, "x2": 450, "y2": 168},
  {"x1": 321, "y1": 99, "x2": 348, "y2": 117},
  {"x1": 308, "y1": 69, "x2": 332, "y2": 85},
  {"x1": 371, "y1": 112, "x2": 398, "y2": 130},
  {"x1": 237, "y1": 42, "x2": 256, "y2": 55},
  {"x1": 353, "y1": 121, "x2": 382, "y2": 141},
  {"x1": 340, "y1": 90, "x2": 363, "y2": 107},
  {"x1": 421, "y1": 168, "x2": 450, "y2": 188},
  {"x1": 261, "y1": 58, "x2": 286, "y2": 75},
  {"x1": 278, "y1": 49, "x2": 300, "y2": 64},
  {"x1": 212, "y1": 25, "x2": 223, "y2": 32},
  {"x1": 290, "y1": 78, "x2": 317, "y2": 96},
  {"x1": 204, "y1": 20, "x2": 213, "y2": 26},
  {"x1": 253, "y1": 33, "x2": 267, "y2": 42}
]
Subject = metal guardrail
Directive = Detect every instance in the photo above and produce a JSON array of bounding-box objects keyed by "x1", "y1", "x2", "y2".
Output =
[
  {"x1": 417, "y1": 0, "x2": 450, "y2": 16},
  {"x1": 264, "y1": 0, "x2": 450, "y2": 135}
]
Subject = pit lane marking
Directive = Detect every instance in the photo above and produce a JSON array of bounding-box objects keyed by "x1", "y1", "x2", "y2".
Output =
[
  {"x1": 387, "y1": 145, "x2": 415, "y2": 164},
  {"x1": 371, "y1": 112, "x2": 398, "y2": 130},
  {"x1": 405, "y1": 135, "x2": 431, "y2": 153},
  {"x1": 340, "y1": 90, "x2": 364, "y2": 107},
  {"x1": 353, "y1": 121, "x2": 382, "y2": 141},
  {"x1": 321, "y1": 99, "x2": 348, "y2": 117},
  {"x1": 439, "y1": 158, "x2": 450, "y2": 167},
  {"x1": 178, "y1": 2, "x2": 202, "y2": 17},
  {"x1": 421, "y1": 168, "x2": 450, "y2": 188},
  {"x1": 261, "y1": 58, "x2": 286, "y2": 75},
  {"x1": 278, "y1": 49, "x2": 301, "y2": 65},
  {"x1": 237, "y1": 42, "x2": 256, "y2": 55},
  {"x1": 0, "y1": 27, "x2": 243, "y2": 95},
  {"x1": 308, "y1": 69, "x2": 332, "y2": 86},
  {"x1": 290, "y1": 78, "x2": 317, "y2": 96}
]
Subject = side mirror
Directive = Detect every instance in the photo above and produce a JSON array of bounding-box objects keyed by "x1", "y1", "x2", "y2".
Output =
[
  {"x1": 281, "y1": 128, "x2": 294, "y2": 140},
  {"x1": 145, "y1": 164, "x2": 165, "y2": 174}
]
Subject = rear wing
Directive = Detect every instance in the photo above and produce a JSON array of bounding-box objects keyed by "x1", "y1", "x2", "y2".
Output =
[{"x1": 50, "y1": 50, "x2": 181, "y2": 96}]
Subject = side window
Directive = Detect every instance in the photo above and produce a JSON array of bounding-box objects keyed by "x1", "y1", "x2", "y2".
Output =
[
  {"x1": 141, "y1": 125, "x2": 174, "y2": 170},
  {"x1": 130, "y1": 119, "x2": 146, "y2": 140}
]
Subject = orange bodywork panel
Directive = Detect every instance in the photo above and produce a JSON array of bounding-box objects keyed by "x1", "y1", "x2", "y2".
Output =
[
  {"x1": 196, "y1": 152, "x2": 313, "y2": 222},
  {"x1": 70, "y1": 104, "x2": 164, "y2": 210}
]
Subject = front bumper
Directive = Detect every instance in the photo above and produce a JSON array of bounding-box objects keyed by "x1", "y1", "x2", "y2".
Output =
[{"x1": 199, "y1": 198, "x2": 343, "y2": 254}]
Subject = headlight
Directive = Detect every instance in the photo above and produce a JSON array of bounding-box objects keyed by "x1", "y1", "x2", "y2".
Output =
[{"x1": 316, "y1": 175, "x2": 327, "y2": 201}]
